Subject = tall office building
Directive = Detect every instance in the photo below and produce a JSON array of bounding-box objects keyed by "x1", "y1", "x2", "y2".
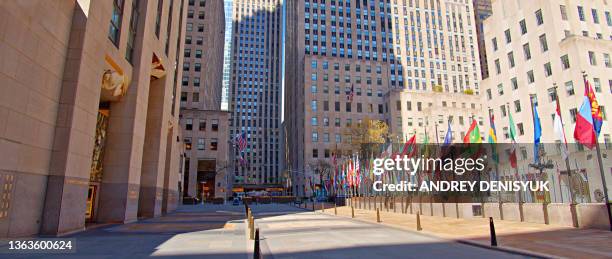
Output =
[
  {"x1": 482, "y1": 0, "x2": 611, "y2": 203},
  {"x1": 285, "y1": 0, "x2": 482, "y2": 197},
  {"x1": 179, "y1": 0, "x2": 231, "y2": 201},
  {"x1": 473, "y1": 0, "x2": 492, "y2": 79},
  {"x1": 229, "y1": 0, "x2": 283, "y2": 191},
  {"x1": 0, "y1": 0, "x2": 185, "y2": 237}
]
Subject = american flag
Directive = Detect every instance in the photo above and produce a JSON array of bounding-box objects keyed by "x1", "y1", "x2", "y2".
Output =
[
  {"x1": 346, "y1": 84, "x2": 354, "y2": 102},
  {"x1": 234, "y1": 132, "x2": 247, "y2": 152}
]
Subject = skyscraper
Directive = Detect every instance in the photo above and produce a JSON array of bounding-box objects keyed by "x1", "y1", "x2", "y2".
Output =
[
  {"x1": 229, "y1": 0, "x2": 283, "y2": 190},
  {"x1": 179, "y1": 0, "x2": 231, "y2": 201},
  {"x1": 285, "y1": 0, "x2": 483, "y2": 197}
]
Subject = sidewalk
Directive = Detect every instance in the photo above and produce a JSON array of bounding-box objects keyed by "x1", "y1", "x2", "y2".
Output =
[{"x1": 317, "y1": 205, "x2": 612, "y2": 259}]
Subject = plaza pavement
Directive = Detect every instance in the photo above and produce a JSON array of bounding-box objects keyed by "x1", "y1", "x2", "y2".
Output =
[
  {"x1": 6, "y1": 204, "x2": 253, "y2": 259},
  {"x1": 310, "y1": 203, "x2": 612, "y2": 259},
  {"x1": 254, "y1": 206, "x2": 526, "y2": 259},
  {"x1": 1, "y1": 203, "x2": 532, "y2": 259}
]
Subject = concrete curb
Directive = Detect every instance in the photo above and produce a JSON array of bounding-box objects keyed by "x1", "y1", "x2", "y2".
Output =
[{"x1": 322, "y1": 209, "x2": 560, "y2": 259}]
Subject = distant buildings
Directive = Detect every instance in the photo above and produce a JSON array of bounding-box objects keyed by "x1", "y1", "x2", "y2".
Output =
[
  {"x1": 228, "y1": 0, "x2": 283, "y2": 192},
  {"x1": 285, "y1": 0, "x2": 483, "y2": 197},
  {"x1": 0, "y1": 0, "x2": 184, "y2": 237},
  {"x1": 179, "y1": 0, "x2": 231, "y2": 201}
]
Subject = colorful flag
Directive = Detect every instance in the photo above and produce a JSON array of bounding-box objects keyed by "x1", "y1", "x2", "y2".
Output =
[
  {"x1": 233, "y1": 132, "x2": 248, "y2": 151},
  {"x1": 400, "y1": 134, "x2": 418, "y2": 157},
  {"x1": 488, "y1": 114, "x2": 499, "y2": 163},
  {"x1": 443, "y1": 120, "x2": 452, "y2": 146},
  {"x1": 508, "y1": 108, "x2": 518, "y2": 168},
  {"x1": 346, "y1": 84, "x2": 355, "y2": 102},
  {"x1": 463, "y1": 119, "x2": 482, "y2": 143},
  {"x1": 553, "y1": 97, "x2": 569, "y2": 160},
  {"x1": 533, "y1": 101, "x2": 542, "y2": 163},
  {"x1": 585, "y1": 79, "x2": 603, "y2": 137},
  {"x1": 574, "y1": 82, "x2": 597, "y2": 149}
]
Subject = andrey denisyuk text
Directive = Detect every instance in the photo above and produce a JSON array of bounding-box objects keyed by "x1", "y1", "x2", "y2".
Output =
[{"x1": 371, "y1": 155, "x2": 549, "y2": 192}]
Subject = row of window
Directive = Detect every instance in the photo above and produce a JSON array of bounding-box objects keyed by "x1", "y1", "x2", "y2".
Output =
[
  {"x1": 184, "y1": 137, "x2": 218, "y2": 151},
  {"x1": 310, "y1": 101, "x2": 385, "y2": 114},
  {"x1": 184, "y1": 118, "x2": 219, "y2": 131}
]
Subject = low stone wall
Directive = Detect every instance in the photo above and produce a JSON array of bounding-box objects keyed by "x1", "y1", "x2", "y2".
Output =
[
  {"x1": 522, "y1": 203, "x2": 546, "y2": 224},
  {"x1": 484, "y1": 203, "x2": 502, "y2": 220},
  {"x1": 345, "y1": 197, "x2": 608, "y2": 230},
  {"x1": 547, "y1": 203, "x2": 576, "y2": 227},
  {"x1": 421, "y1": 202, "x2": 432, "y2": 216},
  {"x1": 432, "y1": 203, "x2": 445, "y2": 217},
  {"x1": 457, "y1": 203, "x2": 481, "y2": 219},
  {"x1": 502, "y1": 203, "x2": 522, "y2": 222},
  {"x1": 576, "y1": 203, "x2": 609, "y2": 229},
  {"x1": 443, "y1": 203, "x2": 459, "y2": 218}
]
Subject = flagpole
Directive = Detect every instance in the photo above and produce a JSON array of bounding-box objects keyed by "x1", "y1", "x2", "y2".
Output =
[
  {"x1": 553, "y1": 84, "x2": 576, "y2": 205},
  {"x1": 488, "y1": 108, "x2": 502, "y2": 203},
  {"x1": 583, "y1": 72, "x2": 612, "y2": 231},
  {"x1": 508, "y1": 102, "x2": 524, "y2": 206}
]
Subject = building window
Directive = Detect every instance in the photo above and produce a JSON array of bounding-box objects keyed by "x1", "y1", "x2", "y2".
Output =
[
  {"x1": 523, "y1": 43, "x2": 531, "y2": 60},
  {"x1": 155, "y1": 0, "x2": 163, "y2": 37},
  {"x1": 492, "y1": 38, "x2": 498, "y2": 51},
  {"x1": 594, "y1": 78, "x2": 602, "y2": 93},
  {"x1": 193, "y1": 77, "x2": 200, "y2": 87},
  {"x1": 511, "y1": 77, "x2": 518, "y2": 90},
  {"x1": 592, "y1": 9, "x2": 600, "y2": 24},
  {"x1": 494, "y1": 59, "x2": 501, "y2": 74},
  {"x1": 507, "y1": 52, "x2": 515, "y2": 68},
  {"x1": 535, "y1": 9, "x2": 543, "y2": 25},
  {"x1": 589, "y1": 51, "x2": 597, "y2": 66},
  {"x1": 604, "y1": 53, "x2": 611, "y2": 68},
  {"x1": 578, "y1": 6, "x2": 585, "y2": 21},
  {"x1": 539, "y1": 34, "x2": 548, "y2": 52},
  {"x1": 311, "y1": 117, "x2": 318, "y2": 126},
  {"x1": 312, "y1": 149, "x2": 318, "y2": 158},
  {"x1": 548, "y1": 88, "x2": 557, "y2": 102},
  {"x1": 210, "y1": 138, "x2": 218, "y2": 151},
  {"x1": 569, "y1": 108, "x2": 579, "y2": 123},
  {"x1": 211, "y1": 120, "x2": 218, "y2": 131},
  {"x1": 514, "y1": 100, "x2": 522, "y2": 113},
  {"x1": 520, "y1": 19, "x2": 528, "y2": 34},
  {"x1": 192, "y1": 92, "x2": 199, "y2": 102},
  {"x1": 497, "y1": 84, "x2": 504, "y2": 95},
  {"x1": 504, "y1": 29, "x2": 511, "y2": 43},
  {"x1": 199, "y1": 120, "x2": 206, "y2": 131},
  {"x1": 184, "y1": 138, "x2": 192, "y2": 150},
  {"x1": 312, "y1": 132, "x2": 318, "y2": 142},
  {"x1": 197, "y1": 138, "x2": 205, "y2": 150},
  {"x1": 125, "y1": 0, "x2": 139, "y2": 63},
  {"x1": 527, "y1": 70, "x2": 535, "y2": 84},
  {"x1": 544, "y1": 62, "x2": 552, "y2": 77},
  {"x1": 561, "y1": 55, "x2": 570, "y2": 70},
  {"x1": 565, "y1": 81, "x2": 575, "y2": 96},
  {"x1": 109, "y1": 0, "x2": 125, "y2": 46},
  {"x1": 560, "y1": 5, "x2": 568, "y2": 20},
  {"x1": 185, "y1": 119, "x2": 193, "y2": 130}
]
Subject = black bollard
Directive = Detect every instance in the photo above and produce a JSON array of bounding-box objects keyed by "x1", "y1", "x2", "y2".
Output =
[
  {"x1": 416, "y1": 213, "x2": 422, "y2": 231},
  {"x1": 254, "y1": 228, "x2": 261, "y2": 259},
  {"x1": 489, "y1": 217, "x2": 497, "y2": 246}
]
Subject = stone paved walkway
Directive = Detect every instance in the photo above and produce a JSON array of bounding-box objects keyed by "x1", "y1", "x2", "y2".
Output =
[
  {"x1": 7, "y1": 204, "x2": 252, "y2": 259},
  {"x1": 315, "y1": 204, "x2": 612, "y2": 259},
  {"x1": 255, "y1": 207, "x2": 526, "y2": 259}
]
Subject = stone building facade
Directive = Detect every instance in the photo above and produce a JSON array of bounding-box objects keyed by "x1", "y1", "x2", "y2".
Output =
[{"x1": 0, "y1": 0, "x2": 185, "y2": 237}]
